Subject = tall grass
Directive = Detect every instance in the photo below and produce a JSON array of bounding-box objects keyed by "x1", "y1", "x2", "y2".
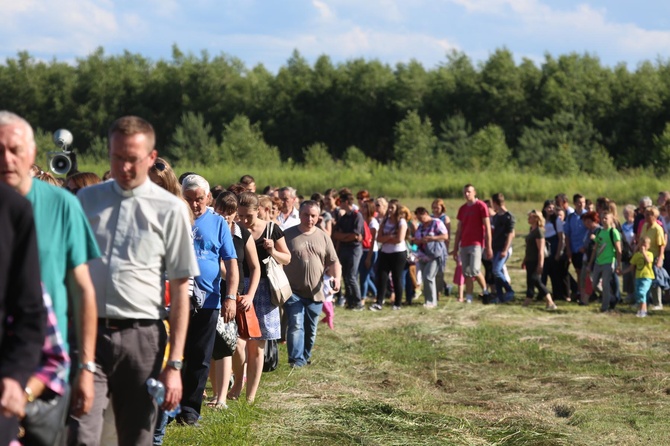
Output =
[{"x1": 77, "y1": 160, "x2": 664, "y2": 204}]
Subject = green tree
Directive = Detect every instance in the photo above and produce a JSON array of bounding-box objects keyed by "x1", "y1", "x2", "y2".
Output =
[
  {"x1": 469, "y1": 124, "x2": 512, "y2": 170},
  {"x1": 303, "y1": 142, "x2": 333, "y2": 169},
  {"x1": 167, "y1": 112, "x2": 219, "y2": 166},
  {"x1": 220, "y1": 115, "x2": 281, "y2": 166},
  {"x1": 652, "y1": 122, "x2": 670, "y2": 175},
  {"x1": 393, "y1": 110, "x2": 437, "y2": 171}
]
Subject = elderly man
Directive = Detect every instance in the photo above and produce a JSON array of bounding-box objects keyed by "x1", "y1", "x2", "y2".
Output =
[
  {"x1": 451, "y1": 184, "x2": 493, "y2": 303},
  {"x1": 284, "y1": 200, "x2": 341, "y2": 368},
  {"x1": 71, "y1": 116, "x2": 199, "y2": 446},
  {"x1": 277, "y1": 186, "x2": 300, "y2": 230},
  {"x1": 0, "y1": 111, "x2": 99, "y2": 417},
  {"x1": 0, "y1": 182, "x2": 46, "y2": 444},
  {"x1": 179, "y1": 174, "x2": 238, "y2": 425}
]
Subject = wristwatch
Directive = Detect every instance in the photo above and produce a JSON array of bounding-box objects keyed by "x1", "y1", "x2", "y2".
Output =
[
  {"x1": 166, "y1": 359, "x2": 183, "y2": 370},
  {"x1": 24, "y1": 386, "x2": 35, "y2": 403},
  {"x1": 79, "y1": 361, "x2": 97, "y2": 374},
  {"x1": 225, "y1": 294, "x2": 236, "y2": 301}
]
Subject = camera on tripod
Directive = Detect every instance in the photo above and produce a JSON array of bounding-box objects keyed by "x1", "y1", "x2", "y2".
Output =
[{"x1": 47, "y1": 129, "x2": 75, "y2": 175}]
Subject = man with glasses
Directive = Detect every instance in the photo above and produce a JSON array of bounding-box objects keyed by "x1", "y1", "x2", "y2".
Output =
[
  {"x1": 71, "y1": 116, "x2": 199, "y2": 445},
  {"x1": 0, "y1": 111, "x2": 99, "y2": 421}
]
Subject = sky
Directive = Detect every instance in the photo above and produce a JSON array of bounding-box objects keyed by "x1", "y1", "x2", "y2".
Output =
[{"x1": 2, "y1": 0, "x2": 670, "y2": 72}]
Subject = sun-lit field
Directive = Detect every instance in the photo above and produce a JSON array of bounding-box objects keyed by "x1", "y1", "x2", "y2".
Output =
[{"x1": 164, "y1": 206, "x2": 670, "y2": 446}]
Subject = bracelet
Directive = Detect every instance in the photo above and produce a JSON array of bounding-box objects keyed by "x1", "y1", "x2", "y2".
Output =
[{"x1": 25, "y1": 386, "x2": 35, "y2": 403}]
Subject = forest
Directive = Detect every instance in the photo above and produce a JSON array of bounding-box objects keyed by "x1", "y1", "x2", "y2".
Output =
[{"x1": 2, "y1": 45, "x2": 670, "y2": 175}]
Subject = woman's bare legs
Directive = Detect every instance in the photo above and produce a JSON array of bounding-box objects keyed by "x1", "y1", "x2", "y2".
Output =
[
  {"x1": 245, "y1": 340, "x2": 265, "y2": 403},
  {"x1": 228, "y1": 338, "x2": 247, "y2": 400}
]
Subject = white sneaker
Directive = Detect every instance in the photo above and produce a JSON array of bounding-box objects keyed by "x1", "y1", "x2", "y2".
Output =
[
  {"x1": 392, "y1": 305, "x2": 402, "y2": 310},
  {"x1": 652, "y1": 305, "x2": 663, "y2": 311}
]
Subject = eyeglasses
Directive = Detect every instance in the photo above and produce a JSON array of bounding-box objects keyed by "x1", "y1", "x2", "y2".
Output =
[
  {"x1": 111, "y1": 152, "x2": 152, "y2": 166},
  {"x1": 153, "y1": 162, "x2": 167, "y2": 172}
]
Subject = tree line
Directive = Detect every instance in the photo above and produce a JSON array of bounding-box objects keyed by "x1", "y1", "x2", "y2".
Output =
[{"x1": 2, "y1": 45, "x2": 670, "y2": 174}]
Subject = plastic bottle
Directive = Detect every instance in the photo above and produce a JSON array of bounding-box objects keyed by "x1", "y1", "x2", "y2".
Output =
[{"x1": 146, "y1": 378, "x2": 181, "y2": 417}]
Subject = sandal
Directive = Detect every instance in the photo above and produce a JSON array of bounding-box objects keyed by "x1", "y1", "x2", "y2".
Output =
[{"x1": 206, "y1": 401, "x2": 228, "y2": 409}]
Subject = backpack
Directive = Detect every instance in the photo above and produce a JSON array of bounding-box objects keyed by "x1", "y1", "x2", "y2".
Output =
[
  {"x1": 361, "y1": 220, "x2": 373, "y2": 250},
  {"x1": 610, "y1": 227, "x2": 633, "y2": 263}
]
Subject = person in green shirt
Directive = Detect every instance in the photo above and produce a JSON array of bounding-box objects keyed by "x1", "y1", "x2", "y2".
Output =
[
  {"x1": 587, "y1": 210, "x2": 622, "y2": 313},
  {"x1": 0, "y1": 111, "x2": 100, "y2": 418}
]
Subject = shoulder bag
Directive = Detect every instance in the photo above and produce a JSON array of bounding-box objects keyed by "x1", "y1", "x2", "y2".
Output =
[{"x1": 264, "y1": 222, "x2": 293, "y2": 306}]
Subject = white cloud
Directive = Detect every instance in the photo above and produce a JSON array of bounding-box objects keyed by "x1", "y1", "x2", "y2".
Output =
[{"x1": 312, "y1": 0, "x2": 335, "y2": 21}]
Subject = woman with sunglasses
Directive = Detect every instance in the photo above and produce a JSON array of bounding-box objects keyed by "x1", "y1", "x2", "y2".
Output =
[
  {"x1": 228, "y1": 192, "x2": 291, "y2": 403},
  {"x1": 522, "y1": 210, "x2": 557, "y2": 309}
]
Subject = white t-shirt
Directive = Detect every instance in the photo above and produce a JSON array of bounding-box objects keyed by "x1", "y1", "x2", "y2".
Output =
[
  {"x1": 368, "y1": 218, "x2": 380, "y2": 252},
  {"x1": 544, "y1": 217, "x2": 563, "y2": 239},
  {"x1": 380, "y1": 218, "x2": 408, "y2": 254}
]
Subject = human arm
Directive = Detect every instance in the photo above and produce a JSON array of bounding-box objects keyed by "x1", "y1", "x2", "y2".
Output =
[
  {"x1": 67, "y1": 263, "x2": 97, "y2": 416},
  {"x1": 536, "y1": 237, "x2": 545, "y2": 275},
  {"x1": 264, "y1": 224, "x2": 291, "y2": 265},
  {"x1": 159, "y1": 277, "x2": 189, "y2": 412},
  {"x1": 555, "y1": 230, "x2": 565, "y2": 261},
  {"x1": 500, "y1": 229, "x2": 515, "y2": 259},
  {"x1": 221, "y1": 258, "x2": 238, "y2": 323},
  {"x1": 483, "y1": 216, "x2": 493, "y2": 260},
  {"x1": 238, "y1": 235, "x2": 261, "y2": 312},
  {"x1": 365, "y1": 225, "x2": 377, "y2": 269}
]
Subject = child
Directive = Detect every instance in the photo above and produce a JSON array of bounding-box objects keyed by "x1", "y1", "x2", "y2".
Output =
[
  {"x1": 321, "y1": 271, "x2": 336, "y2": 329},
  {"x1": 623, "y1": 236, "x2": 654, "y2": 317}
]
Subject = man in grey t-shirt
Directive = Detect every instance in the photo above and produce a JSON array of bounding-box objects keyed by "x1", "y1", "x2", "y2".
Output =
[{"x1": 283, "y1": 200, "x2": 341, "y2": 368}]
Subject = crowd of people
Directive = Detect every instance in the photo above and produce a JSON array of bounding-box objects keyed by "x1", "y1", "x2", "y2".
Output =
[{"x1": 1, "y1": 109, "x2": 667, "y2": 446}]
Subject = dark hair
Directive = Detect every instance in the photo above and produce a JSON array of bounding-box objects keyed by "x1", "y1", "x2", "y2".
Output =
[
  {"x1": 227, "y1": 183, "x2": 246, "y2": 195},
  {"x1": 339, "y1": 192, "x2": 354, "y2": 204},
  {"x1": 215, "y1": 191, "x2": 239, "y2": 215},
  {"x1": 414, "y1": 206, "x2": 429, "y2": 216},
  {"x1": 299, "y1": 200, "x2": 320, "y2": 212},
  {"x1": 573, "y1": 193, "x2": 584, "y2": 203},
  {"x1": 210, "y1": 185, "x2": 225, "y2": 200},
  {"x1": 492, "y1": 193, "x2": 505, "y2": 205},
  {"x1": 238, "y1": 191, "x2": 259, "y2": 210},
  {"x1": 239, "y1": 174, "x2": 255, "y2": 185}
]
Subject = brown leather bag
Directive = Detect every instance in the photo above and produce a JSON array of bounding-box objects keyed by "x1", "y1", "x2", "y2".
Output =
[{"x1": 235, "y1": 297, "x2": 262, "y2": 338}]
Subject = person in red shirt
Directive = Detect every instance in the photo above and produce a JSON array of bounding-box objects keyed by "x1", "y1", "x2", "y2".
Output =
[{"x1": 450, "y1": 184, "x2": 493, "y2": 303}]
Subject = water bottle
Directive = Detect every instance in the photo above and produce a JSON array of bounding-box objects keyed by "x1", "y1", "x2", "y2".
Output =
[{"x1": 146, "y1": 378, "x2": 181, "y2": 417}]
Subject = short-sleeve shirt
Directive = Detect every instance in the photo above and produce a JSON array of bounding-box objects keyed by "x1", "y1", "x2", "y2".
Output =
[
  {"x1": 630, "y1": 251, "x2": 654, "y2": 279},
  {"x1": 639, "y1": 221, "x2": 665, "y2": 260},
  {"x1": 595, "y1": 227, "x2": 621, "y2": 265},
  {"x1": 78, "y1": 179, "x2": 200, "y2": 320},
  {"x1": 244, "y1": 222, "x2": 285, "y2": 279},
  {"x1": 457, "y1": 200, "x2": 489, "y2": 247},
  {"x1": 192, "y1": 211, "x2": 237, "y2": 309},
  {"x1": 380, "y1": 218, "x2": 408, "y2": 253},
  {"x1": 525, "y1": 227, "x2": 545, "y2": 264},
  {"x1": 27, "y1": 179, "x2": 100, "y2": 349},
  {"x1": 283, "y1": 226, "x2": 339, "y2": 302},
  {"x1": 334, "y1": 210, "x2": 365, "y2": 248},
  {"x1": 491, "y1": 211, "x2": 515, "y2": 252}
]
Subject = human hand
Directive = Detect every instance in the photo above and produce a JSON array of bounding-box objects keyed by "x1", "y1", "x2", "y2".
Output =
[
  {"x1": 331, "y1": 277, "x2": 341, "y2": 293},
  {"x1": 223, "y1": 298, "x2": 236, "y2": 323},
  {"x1": 237, "y1": 294, "x2": 253, "y2": 312},
  {"x1": 70, "y1": 369, "x2": 95, "y2": 417},
  {"x1": 158, "y1": 368, "x2": 182, "y2": 412},
  {"x1": 0, "y1": 377, "x2": 26, "y2": 418}
]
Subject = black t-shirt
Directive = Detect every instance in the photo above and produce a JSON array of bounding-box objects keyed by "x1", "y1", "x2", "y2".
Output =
[
  {"x1": 491, "y1": 211, "x2": 515, "y2": 252},
  {"x1": 243, "y1": 222, "x2": 284, "y2": 279},
  {"x1": 334, "y1": 210, "x2": 365, "y2": 248}
]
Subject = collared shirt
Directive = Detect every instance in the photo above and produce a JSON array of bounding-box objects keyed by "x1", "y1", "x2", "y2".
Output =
[
  {"x1": 277, "y1": 208, "x2": 300, "y2": 230},
  {"x1": 78, "y1": 179, "x2": 200, "y2": 320},
  {"x1": 35, "y1": 290, "x2": 70, "y2": 396},
  {"x1": 564, "y1": 209, "x2": 588, "y2": 252}
]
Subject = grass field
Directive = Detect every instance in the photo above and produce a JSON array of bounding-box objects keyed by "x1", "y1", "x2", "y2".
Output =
[{"x1": 163, "y1": 202, "x2": 670, "y2": 446}]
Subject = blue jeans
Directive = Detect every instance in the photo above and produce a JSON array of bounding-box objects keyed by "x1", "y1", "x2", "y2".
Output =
[
  {"x1": 153, "y1": 410, "x2": 169, "y2": 445},
  {"x1": 339, "y1": 244, "x2": 363, "y2": 307},
  {"x1": 285, "y1": 294, "x2": 323, "y2": 367},
  {"x1": 359, "y1": 250, "x2": 378, "y2": 298},
  {"x1": 492, "y1": 250, "x2": 513, "y2": 299}
]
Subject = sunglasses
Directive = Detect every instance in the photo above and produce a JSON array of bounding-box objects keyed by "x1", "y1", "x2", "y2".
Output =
[{"x1": 153, "y1": 162, "x2": 167, "y2": 172}]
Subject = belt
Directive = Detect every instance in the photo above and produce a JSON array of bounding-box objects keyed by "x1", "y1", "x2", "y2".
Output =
[{"x1": 98, "y1": 318, "x2": 158, "y2": 330}]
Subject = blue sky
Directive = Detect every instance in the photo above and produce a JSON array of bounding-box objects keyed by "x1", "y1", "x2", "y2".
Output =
[{"x1": 3, "y1": 0, "x2": 669, "y2": 72}]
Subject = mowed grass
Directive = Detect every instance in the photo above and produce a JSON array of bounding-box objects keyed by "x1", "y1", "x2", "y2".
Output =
[{"x1": 164, "y1": 210, "x2": 670, "y2": 446}]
